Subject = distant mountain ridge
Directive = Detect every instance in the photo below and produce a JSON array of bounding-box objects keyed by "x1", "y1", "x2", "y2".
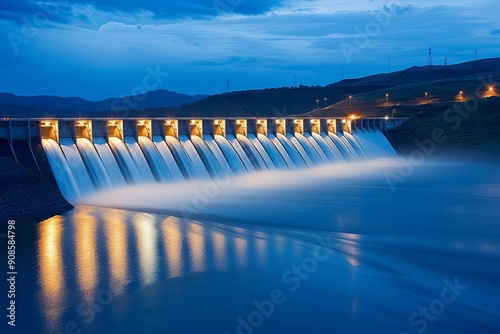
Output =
[
  {"x1": 330, "y1": 58, "x2": 500, "y2": 87},
  {"x1": 1, "y1": 57, "x2": 499, "y2": 118},
  {"x1": 0, "y1": 89, "x2": 209, "y2": 118}
]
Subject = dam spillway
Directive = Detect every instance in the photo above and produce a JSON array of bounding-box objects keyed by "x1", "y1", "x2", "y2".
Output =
[{"x1": 0, "y1": 117, "x2": 407, "y2": 202}]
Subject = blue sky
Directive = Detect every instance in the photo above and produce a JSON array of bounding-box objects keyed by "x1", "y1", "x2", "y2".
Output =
[{"x1": 0, "y1": 0, "x2": 499, "y2": 100}]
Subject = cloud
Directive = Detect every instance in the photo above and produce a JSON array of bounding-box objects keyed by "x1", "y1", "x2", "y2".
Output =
[
  {"x1": 1, "y1": 0, "x2": 499, "y2": 99},
  {"x1": 0, "y1": 0, "x2": 284, "y2": 25}
]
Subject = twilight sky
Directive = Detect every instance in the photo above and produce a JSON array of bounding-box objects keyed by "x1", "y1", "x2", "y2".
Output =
[{"x1": 1, "y1": 0, "x2": 499, "y2": 100}]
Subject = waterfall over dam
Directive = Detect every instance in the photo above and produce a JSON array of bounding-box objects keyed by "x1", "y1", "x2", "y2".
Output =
[{"x1": 0, "y1": 117, "x2": 407, "y2": 202}]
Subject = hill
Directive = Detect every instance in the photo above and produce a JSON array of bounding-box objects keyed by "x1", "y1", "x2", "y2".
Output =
[
  {"x1": 0, "y1": 89, "x2": 208, "y2": 118},
  {"x1": 158, "y1": 57, "x2": 500, "y2": 117}
]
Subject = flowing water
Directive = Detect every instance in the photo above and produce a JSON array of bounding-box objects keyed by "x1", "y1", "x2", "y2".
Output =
[
  {"x1": 18, "y1": 130, "x2": 500, "y2": 333},
  {"x1": 12, "y1": 160, "x2": 500, "y2": 334}
]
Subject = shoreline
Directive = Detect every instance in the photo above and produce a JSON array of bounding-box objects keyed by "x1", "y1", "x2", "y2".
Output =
[{"x1": 0, "y1": 157, "x2": 73, "y2": 223}]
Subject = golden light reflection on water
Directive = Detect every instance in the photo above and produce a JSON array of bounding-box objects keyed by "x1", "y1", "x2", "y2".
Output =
[
  {"x1": 103, "y1": 209, "x2": 129, "y2": 294},
  {"x1": 162, "y1": 217, "x2": 183, "y2": 278},
  {"x1": 211, "y1": 230, "x2": 227, "y2": 271},
  {"x1": 342, "y1": 233, "x2": 360, "y2": 267},
  {"x1": 255, "y1": 232, "x2": 267, "y2": 267},
  {"x1": 74, "y1": 209, "x2": 99, "y2": 298},
  {"x1": 341, "y1": 233, "x2": 360, "y2": 316},
  {"x1": 38, "y1": 215, "x2": 65, "y2": 332},
  {"x1": 133, "y1": 213, "x2": 158, "y2": 285},
  {"x1": 188, "y1": 222, "x2": 206, "y2": 272},
  {"x1": 234, "y1": 237, "x2": 248, "y2": 267}
]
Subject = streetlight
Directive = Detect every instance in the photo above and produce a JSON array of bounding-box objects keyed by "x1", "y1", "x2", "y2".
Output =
[
  {"x1": 425, "y1": 92, "x2": 428, "y2": 102},
  {"x1": 316, "y1": 99, "x2": 319, "y2": 109},
  {"x1": 386, "y1": 93, "x2": 389, "y2": 105},
  {"x1": 324, "y1": 97, "x2": 327, "y2": 108}
]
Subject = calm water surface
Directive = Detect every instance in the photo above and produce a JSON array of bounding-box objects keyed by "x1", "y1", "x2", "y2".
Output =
[{"x1": 12, "y1": 160, "x2": 500, "y2": 333}]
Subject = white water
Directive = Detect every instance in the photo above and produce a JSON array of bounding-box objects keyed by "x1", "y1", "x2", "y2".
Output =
[
  {"x1": 43, "y1": 129, "x2": 400, "y2": 203},
  {"x1": 237, "y1": 134, "x2": 269, "y2": 170},
  {"x1": 153, "y1": 136, "x2": 184, "y2": 182},
  {"x1": 248, "y1": 133, "x2": 276, "y2": 170},
  {"x1": 276, "y1": 133, "x2": 307, "y2": 168},
  {"x1": 329, "y1": 133, "x2": 356, "y2": 160},
  {"x1": 321, "y1": 132, "x2": 346, "y2": 162},
  {"x1": 226, "y1": 134, "x2": 257, "y2": 172},
  {"x1": 310, "y1": 132, "x2": 339, "y2": 162},
  {"x1": 60, "y1": 138, "x2": 95, "y2": 196},
  {"x1": 214, "y1": 134, "x2": 248, "y2": 174},
  {"x1": 93, "y1": 137, "x2": 127, "y2": 187},
  {"x1": 165, "y1": 136, "x2": 199, "y2": 179},
  {"x1": 295, "y1": 132, "x2": 325, "y2": 164},
  {"x1": 286, "y1": 133, "x2": 314, "y2": 166},
  {"x1": 337, "y1": 133, "x2": 361, "y2": 160},
  {"x1": 179, "y1": 135, "x2": 211, "y2": 179},
  {"x1": 138, "y1": 136, "x2": 172, "y2": 182},
  {"x1": 203, "y1": 134, "x2": 234, "y2": 177},
  {"x1": 192, "y1": 135, "x2": 225, "y2": 178},
  {"x1": 352, "y1": 129, "x2": 398, "y2": 158},
  {"x1": 257, "y1": 133, "x2": 290, "y2": 169},
  {"x1": 26, "y1": 161, "x2": 500, "y2": 334},
  {"x1": 76, "y1": 138, "x2": 112, "y2": 190},
  {"x1": 41, "y1": 138, "x2": 80, "y2": 201},
  {"x1": 108, "y1": 137, "x2": 144, "y2": 184},
  {"x1": 344, "y1": 132, "x2": 368, "y2": 159},
  {"x1": 124, "y1": 136, "x2": 156, "y2": 183}
]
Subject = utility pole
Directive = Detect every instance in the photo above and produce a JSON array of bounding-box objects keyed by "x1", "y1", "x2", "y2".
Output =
[{"x1": 428, "y1": 47, "x2": 432, "y2": 69}]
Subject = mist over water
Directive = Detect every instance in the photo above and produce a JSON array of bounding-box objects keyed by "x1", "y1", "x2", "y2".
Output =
[
  {"x1": 19, "y1": 160, "x2": 490, "y2": 333},
  {"x1": 10, "y1": 155, "x2": 498, "y2": 334}
]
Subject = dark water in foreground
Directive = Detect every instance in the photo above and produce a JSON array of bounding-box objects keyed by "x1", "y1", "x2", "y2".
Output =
[{"x1": 8, "y1": 160, "x2": 500, "y2": 333}]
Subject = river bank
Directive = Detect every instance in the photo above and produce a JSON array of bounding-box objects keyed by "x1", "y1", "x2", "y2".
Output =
[{"x1": 0, "y1": 157, "x2": 73, "y2": 222}]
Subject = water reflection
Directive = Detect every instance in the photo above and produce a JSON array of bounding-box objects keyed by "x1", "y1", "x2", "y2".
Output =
[
  {"x1": 255, "y1": 231, "x2": 267, "y2": 267},
  {"x1": 104, "y1": 209, "x2": 129, "y2": 294},
  {"x1": 162, "y1": 217, "x2": 183, "y2": 278},
  {"x1": 187, "y1": 222, "x2": 206, "y2": 272},
  {"x1": 234, "y1": 236, "x2": 248, "y2": 268},
  {"x1": 38, "y1": 215, "x2": 65, "y2": 333},
  {"x1": 73, "y1": 208, "x2": 99, "y2": 299},
  {"x1": 211, "y1": 230, "x2": 227, "y2": 271},
  {"x1": 36, "y1": 206, "x2": 324, "y2": 334},
  {"x1": 133, "y1": 213, "x2": 158, "y2": 285}
]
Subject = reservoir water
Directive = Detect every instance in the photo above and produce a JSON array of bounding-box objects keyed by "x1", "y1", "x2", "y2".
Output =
[{"x1": 13, "y1": 160, "x2": 500, "y2": 334}]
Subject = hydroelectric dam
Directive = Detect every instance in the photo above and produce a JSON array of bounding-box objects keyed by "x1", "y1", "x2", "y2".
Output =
[{"x1": 0, "y1": 117, "x2": 407, "y2": 202}]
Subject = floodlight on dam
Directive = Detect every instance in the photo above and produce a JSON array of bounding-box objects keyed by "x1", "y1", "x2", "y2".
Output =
[
  {"x1": 107, "y1": 120, "x2": 124, "y2": 140},
  {"x1": 309, "y1": 119, "x2": 320, "y2": 134},
  {"x1": 40, "y1": 120, "x2": 59, "y2": 142},
  {"x1": 164, "y1": 120, "x2": 178, "y2": 138},
  {"x1": 293, "y1": 119, "x2": 304, "y2": 134},
  {"x1": 326, "y1": 119, "x2": 336, "y2": 134},
  {"x1": 137, "y1": 119, "x2": 152, "y2": 139},
  {"x1": 256, "y1": 119, "x2": 267, "y2": 136},
  {"x1": 190, "y1": 119, "x2": 203, "y2": 137},
  {"x1": 75, "y1": 119, "x2": 92, "y2": 140},
  {"x1": 235, "y1": 119, "x2": 247, "y2": 136},
  {"x1": 274, "y1": 119, "x2": 286, "y2": 135},
  {"x1": 213, "y1": 119, "x2": 226, "y2": 136}
]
